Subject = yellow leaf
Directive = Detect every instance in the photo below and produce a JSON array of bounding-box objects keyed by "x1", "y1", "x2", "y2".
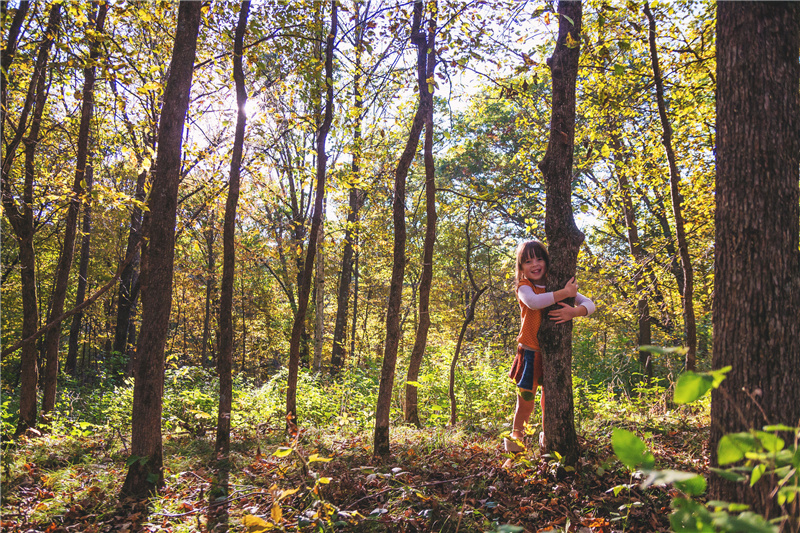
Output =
[
  {"x1": 278, "y1": 487, "x2": 300, "y2": 500},
  {"x1": 318, "y1": 477, "x2": 331, "y2": 484},
  {"x1": 308, "y1": 454, "x2": 332, "y2": 463},
  {"x1": 242, "y1": 514, "x2": 272, "y2": 532},
  {"x1": 273, "y1": 447, "x2": 292, "y2": 458},
  {"x1": 271, "y1": 503, "x2": 283, "y2": 523}
]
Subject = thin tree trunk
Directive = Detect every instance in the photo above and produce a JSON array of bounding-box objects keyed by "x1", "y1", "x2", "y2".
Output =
[
  {"x1": 66, "y1": 162, "x2": 94, "y2": 375},
  {"x1": 313, "y1": 220, "x2": 324, "y2": 372},
  {"x1": 42, "y1": 3, "x2": 107, "y2": 414},
  {"x1": 373, "y1": 0, "x2": 429, "y2": 457},
  {"x1": 215, "y1": 0, "x2": 249, "y2": 459},
  {"x1": 536, "y1": 0, "x2": 582, "y2": 467},
  {"x1": 331, "y1": 3, "x2": 366, "y2": 374},
  {"x1": 286, "y1": 0, "x2": 337, "y2": 422},
  {"x1": 448, "y1": 211, "x2": 486, "y2": 426},
  {"x1": 121, "y1": 1, "x2": 201, "y2": 498},
  {"x1": 711, "y1": 2, "x2": 800, "y2": 519},
  {"x1": 201, "y1": 219, "x2": 216, "y2": 369},
  {"x1": 350, "y1": 243, "x2": 359, "y2": 360},
  {"x1": 0, "y1": 0, "x2": 30, "y2": 142},
  {"x1": 404, "y1": 1, "x2": 437, "y2": 428},
  {"x1": 644, "y1": 2, "x2": 697, "y2": 371},
  {"x1": 2, "y1": 4, "x2": 61, "y2": 434}
]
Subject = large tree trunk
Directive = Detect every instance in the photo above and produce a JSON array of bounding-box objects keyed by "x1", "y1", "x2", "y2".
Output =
[
  {"x1": 536, "y1": 0, "x2": 582, "y2": 467},
  {"x1": 66, "y1": 162, "x2": 94, "y2": 375},
  {"x1": 644, "y1": 2, "x2": 697, "y2": 371},
  {"x1": 711, "y1": 2, "x2": 800, "y2": 519},
  {"x1": 373, "y1": 0, "x2": 429, "y2": 458},
  {"x1": 121, "y1": 1, "x2": 201, "y2": 498},
  {"x1": 403, "y1": 3, "x2": 437, "y2": 428},
  {"x1": 2, "y1": 3, "x2": 61, "y2": 434},
  {"x1": 215, "y1": 0, "x2": 249, "y2": 461},
  {"x1": 286, "y1": 0, "x2": 337, "y2": 422},
  {"x1": 41, "y1": 2, "x2": 107, "y2": 415}
]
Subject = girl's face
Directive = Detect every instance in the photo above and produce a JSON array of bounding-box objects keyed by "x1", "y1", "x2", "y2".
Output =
[{"x1": 521, "y1": 254, "x2": 547, "y2": 283}]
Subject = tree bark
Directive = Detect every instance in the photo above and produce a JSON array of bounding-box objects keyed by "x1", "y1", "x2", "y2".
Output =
[
  {"x1": 121, "y1": 0, "x2": 201, "y2": 498},
  {"x1": 201, "y1": 218, "x2": 216, "y2": 369},
  {"x1": 41, "y1": 2, "x2": 107, "y2": 415},
  {"x1": 0, "y1": 0, "x2": 30, "y2": 142},
  {"x1": 536, "y1": 0, "x2": 582, "y2": 467},
  {"x1": 404, "y1": 1, "x2": 437, "y2": 428},
  {"x1": 313, "y1": 220, "x2": 324, "y2": 372},
  {"x1": 286, "y1": 0, "x2": 337, "y2": 422},
  {"x1": 2, "y1": 3, "x2": 61, "y2": 434},
  {"x1": 711, "y1": 2, "x2": 800, "y2": 519},
  {"x1": 215, "y1": 0, "x2": 249, "y2": 463},
  {"x1": 373, "y1": 0, "x2": 429, "y2": 457},
  {"x1": 66, "y1": 161, "x2": 94, "y2": 375},
  {"x1": 644, "y1": 2, "x2": 697, "y2": 371}
]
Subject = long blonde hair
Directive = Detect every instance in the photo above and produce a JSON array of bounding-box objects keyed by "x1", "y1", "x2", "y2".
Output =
[{"x1": 515, "y1": 240, "x2": 550, "y2": 286}]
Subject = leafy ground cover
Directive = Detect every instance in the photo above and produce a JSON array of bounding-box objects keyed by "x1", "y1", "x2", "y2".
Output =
[{"x1": 1, "y1": 401, "x2": 708, "y2": 532}]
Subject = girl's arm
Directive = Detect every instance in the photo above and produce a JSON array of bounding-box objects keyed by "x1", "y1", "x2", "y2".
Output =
[
  {"x1": 548, "y1": 292, "x2": 596, "y2": 323},
  {"x1": 518, "y1": 277, "x2": 578, "y2": 310}
]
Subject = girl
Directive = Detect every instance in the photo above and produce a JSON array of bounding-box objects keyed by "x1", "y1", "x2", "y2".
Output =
[{"x1": 504, "y1": 240, "x2": 595, "y2": 456}]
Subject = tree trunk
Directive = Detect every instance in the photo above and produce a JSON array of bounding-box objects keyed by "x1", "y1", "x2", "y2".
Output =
[
  {"x1": 121, "y1": 1, "x2": 201, "y2": 498},
  {"x1": 313, "y1": 220, "x2": 324, "y2": 372},
  {"x1": 536, "y1": 0, "x2": 582, "y2": 467},
  {"x1": 404, "y1": 4, "x2": 437, "y2": 428},
  {"x1": 2, "y1": 3, "x2": 61, "y2": 434},
  {"x1": 711, "y1": 2, "x2": 800, "y2": 519},
  {"x1": 286, "y1": 0, "x2": 337, "y2": 422},
  {"x1": 0, "y1": 0, "x2": 30, "y2": 142},
  {"x1": 644, "y1": 2, "x2": 697, "y2": 371},
  {"x1": 41, "y1": 3, "x2": 107, "y2": 415},
  {"x1": 373, "y1": 0, "x2": 430, "y2": 457},
  {"x1": 201, "y1": 219, "x2": 216, "y2": 369},
  {"x1": 215, "y1": 0, "x2": 249, "y2": 464},
  {"x1": 66, "y1": 161, "x2": 94, "y2": 375},
  {"x1": 331, "y1": 3, "x2": 366, "y2": 374}
]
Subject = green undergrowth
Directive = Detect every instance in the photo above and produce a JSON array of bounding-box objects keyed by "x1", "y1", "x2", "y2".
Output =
[{"x1": 1, "y1": 363, "x2": 708, "y2": 532}]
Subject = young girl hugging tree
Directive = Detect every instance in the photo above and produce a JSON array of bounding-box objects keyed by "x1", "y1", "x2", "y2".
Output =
[{"x1": 504, "y1": 240, "x2": 595, "y2": 457}]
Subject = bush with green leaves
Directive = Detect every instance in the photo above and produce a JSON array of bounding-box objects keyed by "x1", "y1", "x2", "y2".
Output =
[{"x1": 612, "y1": 356, "x2": 800, "y2": 533}]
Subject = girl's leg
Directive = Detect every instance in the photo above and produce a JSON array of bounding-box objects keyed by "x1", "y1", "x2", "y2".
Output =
[{"x1": 511, "y1": 387, "x2": 537, "y2": 440}]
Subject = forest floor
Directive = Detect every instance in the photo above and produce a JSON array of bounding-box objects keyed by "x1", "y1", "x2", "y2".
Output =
[{"x1": 1, "y1": 412, "x2": 708, "y2": 533}]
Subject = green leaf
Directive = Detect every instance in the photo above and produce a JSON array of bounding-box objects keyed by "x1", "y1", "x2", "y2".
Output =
[
  {"x1": 750, "y1": 463, "x2": 766, "y2": 486},
  {"x1": 709, "y1": 467, "x2": 747, "y2": 482},
  {"x1": 754, "y1": 431, "x2": 784, "y2": 452},
  {"x1": 613, "y1": 64, "x2": 625, "y2": 76},
  {"x1": 711, "y1": 511, "x2": 778, "y2": 533},
  {"x1": 405, "y1": 381, "x2": 421, "y2": 388},
  {"x1": 674, "y1": 371, "x2": 714, "y2": 404},
  {"x1": 642, "y1": 469, "x2": 706, "y2": 496},
  {"x1": 717, "y1": 433, "x2": 756, "y2": 465},
  {"x1": 273, "y1": 447, "x2": 293, "y2": 458},
  {"x1": 706, "y1": 501, "x2": 750, "y2": 512},
  {"x1": 762, "y1": 424, "x2": 796, "y2": 432},
  {"x1": 669, "y1": 498, "x2": 715, "y2": 533},
  {"x1": 639, "y1": 345, "x2": 689, "y2": 356},
  {"x1": 612, "y1": 428, "x2": 655, "y2": 470}
]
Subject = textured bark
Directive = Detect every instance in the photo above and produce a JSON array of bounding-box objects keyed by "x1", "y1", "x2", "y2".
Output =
[
  {"x1": 373, "y1": 0, "x2": 429, "y2": 458},
  {"x1": 1, "y1": 3, "x2": 61, "y2": 434},
  {"x1": 1, "y1": 0, "x2": 30, "y2": 141},
  {"x1": 215, "y1": 0, "x2": 249, "y2": 463},
  {"x1": 201, "y1": 221, "x2": 216, "y2": 369},
  {"x1": 66, "y1": 162, "x2": 94, "y2": 375},
  {"x1": 644, "y1": 2, "x2": 697, "y2": 371},
  {"x1": 404, "y1": 1, "x2": 437, "y2": 428},
  {"x1": 42, "y1": 2, "x2": 107, "y2": 415},
  {"x1": 711, "y1": 2, "x2": 800, "y2": 519},
  {"x1": 313, "y1": 220, "x2": 324, "y2": 372},
  {"x1": 286, "y1": 0, "x2": 337, "y2": 421},
  {"x1": 536, "y1": 0, "x2": 582, "y2": 467},
  {"x1": 121, "y1": 1, "x2": 201, "y2": 498}
]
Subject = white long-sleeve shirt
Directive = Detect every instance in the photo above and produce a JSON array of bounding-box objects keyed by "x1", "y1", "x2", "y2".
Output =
[{"x1": 517, "y1": 283, "x2": 596, "y2": 315}]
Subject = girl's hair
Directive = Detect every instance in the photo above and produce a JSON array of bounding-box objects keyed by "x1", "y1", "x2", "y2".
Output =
[{"x1": 515, "y1": 240, "x2": 549, "y2": 286}]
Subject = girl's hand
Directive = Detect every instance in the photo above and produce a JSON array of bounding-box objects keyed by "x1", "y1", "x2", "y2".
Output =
[
  {"x1": 563, "y1": 276, "x2": 578, "y2": 298},
  {"x1": 549, "y1": 302, "x2": 579, "y2": 323}
]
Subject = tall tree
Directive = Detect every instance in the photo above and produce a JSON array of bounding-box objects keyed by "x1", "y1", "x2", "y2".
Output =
[
  {"x1": 536, "y1": 0, "x2": 582, "y2": 467},
  {"x1": 403, "y1": 0, "x2": 437, "y2": 428},
  {"x1": 286, "y1": 0, "x2": 337, "y2": 421},
  {"x1": 373, "y1": 0, "x2": 429, "y2": 457},
  {"x1": 216, "y1": 0, "x2": 250, "y2": 459},
  {"x1": 65, "y1": 161, "x2": 94, "y2": 375},
  {"x1": 711, "y1": 2, "x2": 800, "y2": 518},
  {"x1": 2, "y1": 3, "x2": 61, "y2": 434},
  {"x1": 121, "y1": 0, "x2": 202, "y2": 497},
  {"x1": 644, "y1": 2, "x2": 697, "y2": 371},
  {"x1": 41, "y1": 1, "x2": 108, "y2": 415}
]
